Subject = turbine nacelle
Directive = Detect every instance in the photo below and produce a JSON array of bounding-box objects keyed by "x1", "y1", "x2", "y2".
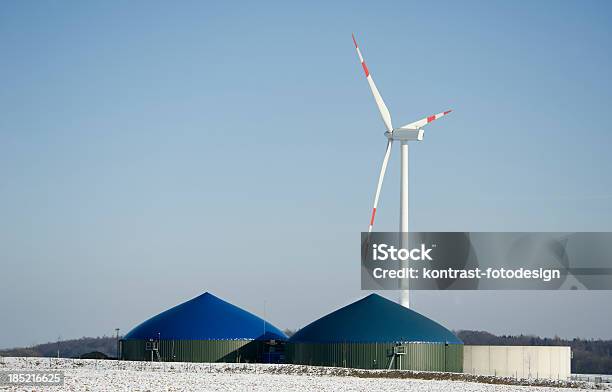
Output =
[
  {"x1": 384, "y1": 108, "x2": 454, "y2": 142},
  {"x1": 386, "y1": 129, "x2": 425, "y2": 142}
]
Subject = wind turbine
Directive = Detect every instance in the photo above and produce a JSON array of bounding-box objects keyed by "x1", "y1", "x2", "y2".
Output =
[{"x1": 352, "y1": 34, "x2": 452, "y2": 308}]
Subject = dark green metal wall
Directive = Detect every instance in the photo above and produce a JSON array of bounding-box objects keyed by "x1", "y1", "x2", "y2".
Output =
[
  {"x1": 121, "y1": 339, "x2": 264, "y2": 363},
  {"x1": 444, "y1": 344, "x2": 463, "y2": 372},
  {"x1": 285, "y1": 342, "x2": 463, "y2": 372}
]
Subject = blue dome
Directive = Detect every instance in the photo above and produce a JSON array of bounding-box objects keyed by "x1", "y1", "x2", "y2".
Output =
[
  {"x1": 290, "y1": 294, "x2": 462, "y2": 344},
  {"x1": 124, "y1": 292, "x2": 287, "y2": 341}
]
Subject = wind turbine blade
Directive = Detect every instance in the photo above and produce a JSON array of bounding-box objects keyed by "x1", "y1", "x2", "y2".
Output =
[
  {"x1": 399, "y1": 110, "x2": 452, "y2": 130},
  {"x1": 368, "y1": 140, "x2": 393, "y2": 232},
  {"x1": 352, "y1": 34, "x2": 393, "y2": 132}
]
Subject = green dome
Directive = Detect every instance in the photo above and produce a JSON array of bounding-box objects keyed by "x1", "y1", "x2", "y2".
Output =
[{"x1": 290, "y1": 294, "x2": 462, "y2": 344}]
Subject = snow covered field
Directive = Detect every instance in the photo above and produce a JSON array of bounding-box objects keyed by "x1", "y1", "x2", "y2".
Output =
[{"x1": 0, "y1": 357, "x2": 607, "y2": 392}]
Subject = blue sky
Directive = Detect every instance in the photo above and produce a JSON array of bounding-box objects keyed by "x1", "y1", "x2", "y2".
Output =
[{"x1": 1, "y1": 0, "x2": 612, "y2": 348}]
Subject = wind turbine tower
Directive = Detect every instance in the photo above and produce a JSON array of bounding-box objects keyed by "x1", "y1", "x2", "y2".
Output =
[{"x1": 352, "y1": 34, "x2": 452, "y2": 308}]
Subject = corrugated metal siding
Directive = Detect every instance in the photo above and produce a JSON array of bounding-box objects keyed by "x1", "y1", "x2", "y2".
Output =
[
  {"x1": 445, "y1": 343, "x2": 464, "y2": 372},
  {"x1": 286, "y1": 342, "x2": 463, "y2": 371},
  {"x1": 286, "y1": 342, "x2": 392, "y2": 369},
  {"x1": 121, "y1": 339, "x2": 263, "y2": 363}
]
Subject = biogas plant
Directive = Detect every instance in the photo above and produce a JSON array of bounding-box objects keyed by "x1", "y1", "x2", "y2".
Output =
[
  {"x1": 121, "y1": 35, "x2": 571, "y2": 380},
  {"x1": 121, "y1": 291, "x2": 570, "y2": 380},
  {"x1": 122, "y1": 292, "x2": 463, "y2": 372}
]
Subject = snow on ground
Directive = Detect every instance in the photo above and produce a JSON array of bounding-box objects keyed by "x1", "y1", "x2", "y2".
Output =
[{"x1": 0, "y1": 357, "x2": 606, "y2": 392}]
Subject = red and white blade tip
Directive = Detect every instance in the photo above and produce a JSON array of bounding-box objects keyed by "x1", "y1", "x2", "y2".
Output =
[
  {"x1": 352, "y1": 35, "x2": 370, "y2": 78},
  {"x1": 351, "y1": 33, "x2": 393, "y2": 132},
  {"x1": 400, "y1": 110, "x2": 453, "y2": 130},
  {"x1": 428, "y1": 109, "x2": 452, "y2": 122}
]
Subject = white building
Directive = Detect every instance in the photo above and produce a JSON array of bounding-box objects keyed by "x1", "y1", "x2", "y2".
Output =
[{"x1": 463, "y1": 345, "x2": 571, "y2": 380}]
